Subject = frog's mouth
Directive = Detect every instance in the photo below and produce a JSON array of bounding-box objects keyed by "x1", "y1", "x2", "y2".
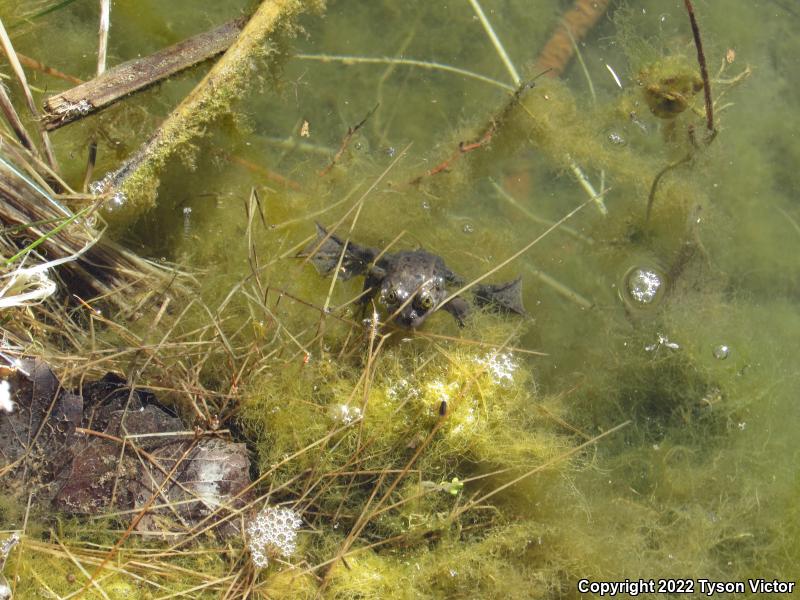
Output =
[{"x1": 392, "y1": 306, "x2": 429, "y2": 329}]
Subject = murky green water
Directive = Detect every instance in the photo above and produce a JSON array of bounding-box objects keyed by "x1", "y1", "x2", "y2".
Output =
[{"x1": 2, "y1": 0, "x2": 799, "y2": 597}]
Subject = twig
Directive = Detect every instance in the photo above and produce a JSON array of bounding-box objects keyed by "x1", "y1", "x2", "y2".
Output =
[
  {"x1": 294, "y1": 53, "x2": 514, "y2": 91},
  {"x1": 43, "y1": 17, "x2": 246, "y2": 130},
  {"x1": 97, "y1": 0, "x2": 109, "y2": 77},
  {"x1": 568, "y1": 156, "x2": 607, "y2": 215},
  {"x1": 0, "y1": 82, "x2": 37, "y2": 153},
  {"x1": 468, "y1": 0, "x2": 520, "y2": 86},
  {"x1": 409, "y1": 79, "x2": 533, "y2": 184},
  {"x1": 645, "y1": 152, "x2": 692, "y2": 221},
  {"x1": 0, "y1": 16, "x2": 58, "y2": 169},
  {"x1": 319, "y1": 103, "x2": 379, "y2": 176},
  {"x1": 16, "y1": 52, "x2": 83, "y2": 84},
  {"x1": 683, "y1": 0, "x2": 715, "y2": 139},
  {"x1": 83, "y1": 0, "x2": 110, "y2": 191},
  {"x1": 77, "y1": 441, "x2": 199, "y2": 596},
  {"x1": 228, "y1": 153, "x2": 301, "y2": 190},
  {"x1": 524, "y1": 263, "x2": 593, "y2": 310}
]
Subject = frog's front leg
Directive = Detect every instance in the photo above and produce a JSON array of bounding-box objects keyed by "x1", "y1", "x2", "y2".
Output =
[
  {"x1": 441, "y1": 296, "x2": 470, "y2": 327},
  {"x1": 443, "y1": 267, "x2": 464, "y2": 286},
  {"x1": 355, "y1": 271, "x2": 382, "y2": 321},
  {"x1": 359, "y1": 273, "x2": 382, "y2": 304}
]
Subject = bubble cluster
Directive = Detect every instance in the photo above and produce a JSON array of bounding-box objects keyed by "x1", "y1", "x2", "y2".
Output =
[
  {"x1": 473, "y1": 351, "x2": 517, "y2": 386},
  {"x1": 331, "y1": 403, "x2": 362, "y2": 425},
  {"x1": 89, "y1": 170, "x2": 128, "y2": 210},
  {"x1": 246, "y1": 506, "x2": 302, "y2": 568},
  {"x1": 386, "y1": 377, "x2": 420, "y2": 402}
]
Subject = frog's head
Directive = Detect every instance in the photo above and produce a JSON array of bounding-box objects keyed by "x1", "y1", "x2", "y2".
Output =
[{"x1": 379, "y1": 278, "x2": 439, "y2": 328}]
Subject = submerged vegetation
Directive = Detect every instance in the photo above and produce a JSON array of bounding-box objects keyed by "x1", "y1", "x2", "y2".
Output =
[{"x1": 0, "y1": 0, "x2": 798, "y2": 598}]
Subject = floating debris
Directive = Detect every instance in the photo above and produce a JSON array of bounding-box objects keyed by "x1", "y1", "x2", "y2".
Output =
[
  {"x1": 0, "y1": 364, "x2": 251, "y2": 538},
  {"x1": 0, "y1": 533, "x2": 19, "y2": 600},
  {"x1": 607, "y1": 131, "x2": 626, "y2": 146},
  {"x1": 645, "y1": 332, "x2": 680, "y2": 354},
  {"x1": 0, "y1": 380, "x2": 13, "y2": 413},
  {"x1": 182, "y1": 206, "x2": 193, "y2": 237}
]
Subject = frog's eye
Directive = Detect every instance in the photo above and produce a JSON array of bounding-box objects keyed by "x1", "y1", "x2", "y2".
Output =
[
  {"x1": 416, "y1": 292, "x2": 434, "y2": 311},
  {"x1": 385, "y1": 290, "x2": 398, "y2": 305}
]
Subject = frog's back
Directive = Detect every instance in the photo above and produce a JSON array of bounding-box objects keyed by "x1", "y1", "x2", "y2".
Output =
[{"x1": 384, "y1": 250, "x2": 447, "y2": 288}]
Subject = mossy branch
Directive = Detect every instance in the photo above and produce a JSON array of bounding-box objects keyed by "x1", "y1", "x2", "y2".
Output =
[{"x1": 104, "y1": 0, "x2": 324, "y2": 220}]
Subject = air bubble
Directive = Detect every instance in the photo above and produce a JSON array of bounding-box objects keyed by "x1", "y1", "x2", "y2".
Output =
[
  {"x1": 713, "y1": 344, "x2": 730, "y2": 360},
  {"x1": 623, "y1": 266, "x2": 666, "y2": 307}
]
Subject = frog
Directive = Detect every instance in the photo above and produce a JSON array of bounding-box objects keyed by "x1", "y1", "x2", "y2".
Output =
[{"x1": 302, "y1": 223, "x2": 526, "y2": 329}]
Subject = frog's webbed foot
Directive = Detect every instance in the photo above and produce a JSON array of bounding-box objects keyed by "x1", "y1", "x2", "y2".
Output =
[
  {"x1": 473, "y1": 277, "x2": 526, "y2": 316},
  {"x1": 301, "y1": 223, "x2": 377, "y2": 280},
  {"x1": 442, "y1": 296, "x2": 470, "y2": 327}
]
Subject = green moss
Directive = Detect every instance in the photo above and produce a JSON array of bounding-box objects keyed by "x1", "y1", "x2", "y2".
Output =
[{"x1": 4, "y1": 0, "x2": 800, "y2": 596}]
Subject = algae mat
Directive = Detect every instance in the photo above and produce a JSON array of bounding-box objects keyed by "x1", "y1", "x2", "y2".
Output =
[{"x1": 0, "y1": 0, "x2": 798, "y2": 598}]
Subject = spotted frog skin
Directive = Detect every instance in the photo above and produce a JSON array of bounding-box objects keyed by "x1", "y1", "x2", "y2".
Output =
[{"x1": 304, "y1": 224, "x2": 526, "y2": 329}]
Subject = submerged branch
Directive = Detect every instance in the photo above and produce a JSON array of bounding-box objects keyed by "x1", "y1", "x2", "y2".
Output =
[
  {"x1": 43, "y1": 17, "x2": 247, "y2": 130},
  {"x1": 101, "y1": 0, "x2": 322, "y2": 219}
]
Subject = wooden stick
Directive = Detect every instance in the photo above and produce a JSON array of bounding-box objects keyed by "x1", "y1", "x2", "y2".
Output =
[{"x1": 42, "y1": 17, "x2": 246, "y2": 130}]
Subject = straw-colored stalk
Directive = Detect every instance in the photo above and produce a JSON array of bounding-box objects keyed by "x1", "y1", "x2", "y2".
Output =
[
  {"x1": 0, "y1": 17, "x2": 59, "y2": 170},
  {"x1": 0, "y1": 143, "x2": 180, "y2": 314}
]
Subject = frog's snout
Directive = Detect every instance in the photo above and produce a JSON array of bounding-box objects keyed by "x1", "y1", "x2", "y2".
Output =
[{"x1": 394, "y1": 307, "x2": 423, "y2": 328}]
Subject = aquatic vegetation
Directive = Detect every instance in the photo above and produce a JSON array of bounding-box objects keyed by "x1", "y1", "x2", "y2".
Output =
[
  {"x1": 639, "y1": 56, "x2": 704, "y2": 120},
  {"x1": 0, "y1": 0, "x2": 798, "y2": 597}
]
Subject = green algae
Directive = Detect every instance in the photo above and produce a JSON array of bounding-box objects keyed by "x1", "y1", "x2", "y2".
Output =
[{"x1": 1, "y1": 0, "x2": 799, "y2": 598}]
